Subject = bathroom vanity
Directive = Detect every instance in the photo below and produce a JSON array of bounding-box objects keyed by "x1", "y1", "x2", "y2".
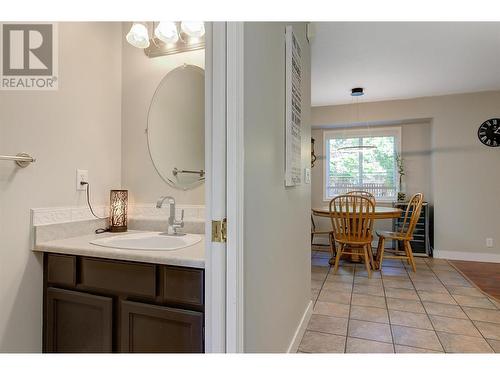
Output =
[
  {"x1": 35, "y1": 231, "x2": 205, "y2": 353},
  {"x1": 32, "y1": 61, "x2": 208, "y2": 353}
]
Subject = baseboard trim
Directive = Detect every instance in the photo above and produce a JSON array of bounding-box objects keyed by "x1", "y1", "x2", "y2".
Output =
[
  {"x1": 434, "y1": 250, "x2": 500, "y2": 263},
  {"x1": 287, "y1": 300, "x2": 313, "y2": 353}
]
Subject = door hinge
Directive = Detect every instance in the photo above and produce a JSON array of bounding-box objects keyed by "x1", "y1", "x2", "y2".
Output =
[{"x1": 211, "y1": 218, "x2": 227, "y2": 243}]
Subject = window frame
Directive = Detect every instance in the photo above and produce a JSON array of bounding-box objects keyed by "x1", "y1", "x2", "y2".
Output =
[{"x1": 323, "y1": 126, "x2": 402, "y2": 203}]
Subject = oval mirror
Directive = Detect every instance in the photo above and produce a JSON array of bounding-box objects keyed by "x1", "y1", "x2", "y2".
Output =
[{"x1": 147, "y1": 64, "x2": 205, "y2": 190}]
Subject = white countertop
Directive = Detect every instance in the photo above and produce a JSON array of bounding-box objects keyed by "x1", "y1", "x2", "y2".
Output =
[{"x1": 33, "y1": 231, "x2": 205, "y2": 269}]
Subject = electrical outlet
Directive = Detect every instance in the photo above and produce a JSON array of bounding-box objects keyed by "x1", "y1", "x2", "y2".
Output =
[
  {"x1": 76, "y1": 169, "x2": 88, "y2": 191},
  {"x1": 486, "y1": 238, "x2": 494, "y2": 248}
]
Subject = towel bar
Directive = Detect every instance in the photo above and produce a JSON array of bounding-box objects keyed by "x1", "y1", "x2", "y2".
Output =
[{"x1": 0, "y1": 153, "x2": 36, "y2": 168}]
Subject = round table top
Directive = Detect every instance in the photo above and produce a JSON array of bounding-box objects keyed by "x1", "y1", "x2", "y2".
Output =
[{"x1": 312, "y1": 205, "x2": 402, "y2": 219}]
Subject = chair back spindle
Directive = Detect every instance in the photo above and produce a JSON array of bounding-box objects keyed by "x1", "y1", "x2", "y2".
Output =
[{"x1": 346, "y1": 190, "x2": 376, "y2": 205}]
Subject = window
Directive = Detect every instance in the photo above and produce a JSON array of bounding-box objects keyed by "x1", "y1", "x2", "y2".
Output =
[{"x1": 324, "y1": 127, "x2": 401, "y2": 201}]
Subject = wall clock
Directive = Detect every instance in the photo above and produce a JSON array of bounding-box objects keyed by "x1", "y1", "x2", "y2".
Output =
[{"x1": 477, "y1": 118, "x2": 500, "y2": 147}]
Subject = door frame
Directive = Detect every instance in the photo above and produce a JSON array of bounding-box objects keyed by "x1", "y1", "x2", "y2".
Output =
[
  {"x1": 225, "y1": 21, "x2": 245, "y2": 353},
  {"x1": 204, "y1": 21, "x2": 227, "y2": 353},
  {"x1": 205, "y1": 21, "x2": 245, "y2": 353}
]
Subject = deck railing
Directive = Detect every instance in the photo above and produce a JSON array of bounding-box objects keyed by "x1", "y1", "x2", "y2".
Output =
[{"x1": 327, "y1": 182, "x2": 396, "y2": 198}]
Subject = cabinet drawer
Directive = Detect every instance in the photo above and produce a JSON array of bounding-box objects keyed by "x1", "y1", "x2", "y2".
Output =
[
  {"x1": 46, "y1": 254, "x2": 76, "y2": 286},
  {"x1": 80, "y1": 258, "x2": 157, "y2": 298},
  {"x1": 161, "y1": 266, "x2": 204, "y2": 309}
]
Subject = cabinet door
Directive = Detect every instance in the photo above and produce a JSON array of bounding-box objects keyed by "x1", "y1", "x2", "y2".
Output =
[
  {"x1": 120, "y1": 300, "x2": 204, "y2": 353},
  {"x1": 45, "y1": 287, "x2": 113, "y2": 353}
]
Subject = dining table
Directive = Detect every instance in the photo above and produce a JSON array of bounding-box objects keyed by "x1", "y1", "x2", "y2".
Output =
[{"x1": 311, "y1": 205, "x2": 403, "y2": 265}]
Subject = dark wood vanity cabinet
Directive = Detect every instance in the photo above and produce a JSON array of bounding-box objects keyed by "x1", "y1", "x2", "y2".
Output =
[{"x1": 43, "y1": 253, "x2": 204, "y2": 353}]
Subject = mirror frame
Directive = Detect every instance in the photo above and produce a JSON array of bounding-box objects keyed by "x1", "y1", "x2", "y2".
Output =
[{"x1": 146, "y1": 64, "x2": 205, "y2": 191}]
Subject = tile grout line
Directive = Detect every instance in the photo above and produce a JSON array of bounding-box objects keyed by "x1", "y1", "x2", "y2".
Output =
[
  {"x1": 404, "y1": 260, "x2": 446, "y2": 352},
  {"x1": 380, "y1": 261, "x2": 400, "y2": 353},
  {"x1": 425, "y1": 259, "x2": 495, "y2": 352},
  {"x1": 344, "y1": 263, "x2": 356, "y2": 353}
]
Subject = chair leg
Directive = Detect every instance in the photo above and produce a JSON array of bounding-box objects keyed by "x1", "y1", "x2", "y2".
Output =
[
  {"x1": 363, "y1": 245, "x2": 372, "y2": 278},
  {"x1": 330, "y1": 233, "x2": 337, "y2": 255},
  {"x1": 405, "y1": 240, "x2": 417, "y2": 272},
  {"x1": 367, "y1": 243, "x2": 375, "y2": 269},
  {"x1": 403, "y1": 241, "x2": 411, "y2": 265},
  {"x1": 311, "y1": 232, "x2": 314, "y2": 245},
  {"x1": 328, "y1": 234, "x2": 336, "y2": 266},
  {"x1": 332, "y1": 243, "x2": 344, "y2": 274},
  {"x1": 328, "y1": 233, "x2": 336, "y2": 258},
  {"x1": 375, "y1": 237, "x2": 385, "y2": 270}
]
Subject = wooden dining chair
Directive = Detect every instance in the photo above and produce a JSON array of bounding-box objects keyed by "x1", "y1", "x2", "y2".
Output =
[
  {"x1": 311, "y1": 214, "x2": 336, "y2": 257},
  {"x1": 375, "y1": 193, "x2": 424, "y2": 272},
  {"x1": 346, "y1": 190, "x2": 376, "y2": 204},
  {"x1": 346, "y1": 191, "x2": 376, "y2": 261},
  {"x1": 329, "y1": 195, "x2": 376, "y2": 278}
]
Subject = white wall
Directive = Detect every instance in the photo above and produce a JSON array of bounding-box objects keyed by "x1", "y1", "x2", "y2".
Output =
[
  {"x1": 121, "y1": 23, "x2": 205, "y2": 206},
  {"x1": 243, "y1": 22, "x2": 311, "y2": 352},
  {"x1": 312, "y1": 91, "x2": 500, "y2": 260},
  {"x1": 0, "y1": 22, "x2": 122, "y2": 352}
]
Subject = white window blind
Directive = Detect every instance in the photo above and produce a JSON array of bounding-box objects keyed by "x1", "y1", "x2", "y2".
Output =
[{"x1": 324, "y1": 127, "x2": 401, "y2": 201}]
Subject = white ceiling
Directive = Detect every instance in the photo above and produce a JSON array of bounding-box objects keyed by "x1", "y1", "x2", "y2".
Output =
[{"x1": 311, "y1": 22, "x2": 500, "y2": 106}]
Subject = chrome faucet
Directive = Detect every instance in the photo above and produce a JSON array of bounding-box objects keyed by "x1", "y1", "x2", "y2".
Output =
[{"x1": 156, "y1": 196, "x2": 185, "y2": 236}]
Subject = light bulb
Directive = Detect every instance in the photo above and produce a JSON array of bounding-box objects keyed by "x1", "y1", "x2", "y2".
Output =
[
  {"x1": 126, "y1": 22, "x2": 150, "y2": 49},
  {"x1": 180, "y1": 21, "x2": 205, "y2": 38},
  {"x1": 155, "y1": 21, "x2": 179, "y2": 44}
]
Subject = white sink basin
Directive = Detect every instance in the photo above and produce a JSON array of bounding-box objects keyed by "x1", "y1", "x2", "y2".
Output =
[{"x1": 90, "y1": 232, "x2": 201, "y2": 251}]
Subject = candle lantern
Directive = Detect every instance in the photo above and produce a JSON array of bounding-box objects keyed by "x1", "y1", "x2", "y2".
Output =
[{"x1": 109, "y1": 190, "x2": 128, "y2": 232}]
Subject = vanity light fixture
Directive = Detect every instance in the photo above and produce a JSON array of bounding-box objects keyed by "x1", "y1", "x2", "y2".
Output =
[
  {"x1": 126, "y1": 22, "x2": 150, "y2": 49},
  {"x1": 126, "y1": 21, "x2": 205, "y2": 58},
  {"x1": 109, "y1": 190, "x2": 128, "y2": 233},
  {"x1": 155, "y1": 21, "x2": 179, "y2": 44},
  {"x1": 180, "y1": 21, "x2": 205, "y2": 38}
]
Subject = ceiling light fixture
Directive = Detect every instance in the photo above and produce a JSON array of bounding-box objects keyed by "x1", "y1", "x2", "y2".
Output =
[
  {"x1": 126, "y1": 22, "x2": 150, "y2": 49},
  {"x1": 350, "y1": 87, "x2": 364, "y2": 96},
  {"x1": 338, "y1": 87, "x2": 377, "y2": 153}
]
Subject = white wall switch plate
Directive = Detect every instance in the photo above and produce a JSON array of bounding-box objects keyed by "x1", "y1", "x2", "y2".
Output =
[
  {"x1": 486, "y1": 238, "x2": 494, "y2": 248},
  {"x1": 76, "y1": 169, "x2": 88, "y2": 191},
  {"x1": 304, "y1": 168, "x2": 311, "y2": 184}
]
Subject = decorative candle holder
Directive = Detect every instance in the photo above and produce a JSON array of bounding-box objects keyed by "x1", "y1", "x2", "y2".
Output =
[
  {"x1": 109, "y1": 190, "x2": 128, "y2": 232},
  {"x1": 311, "y1": 137, "x2": 317, "y2": 168}
]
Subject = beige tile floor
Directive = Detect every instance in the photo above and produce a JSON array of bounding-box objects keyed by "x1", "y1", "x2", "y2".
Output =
[{"x1": 300, "y1": 250, "x2": 500, "y2": 353}]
